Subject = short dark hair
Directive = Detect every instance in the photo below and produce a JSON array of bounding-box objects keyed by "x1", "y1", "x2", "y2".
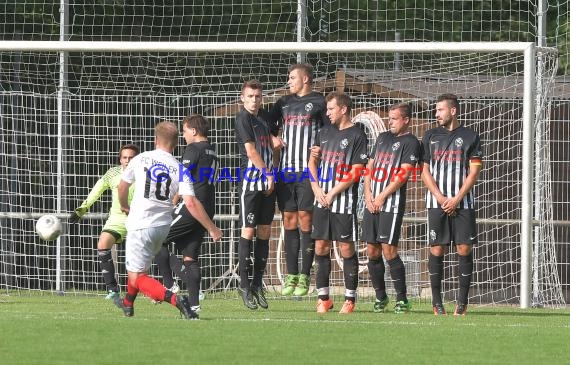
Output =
[
  {"x1": 241, "y1": 79, "x2": 263, "y2": 93},
  {"x1": 389, "y1": 103, "x2": 412, "y2": 119},
  {"x1": 183, "y1": 114, "x2": 210, "y2": 138},
  {"x1": 325, "y1": 91, "x2": 352, "y2": 113},
  {"x1": 119, "y1": 144, "x2": 139, "y2": 158},
  {"x1": 288, "y1": 63, "x2": 314, "y2": 84},
  {"x1": 436, "y1": 93, "x2": 460, "y2": 114}
]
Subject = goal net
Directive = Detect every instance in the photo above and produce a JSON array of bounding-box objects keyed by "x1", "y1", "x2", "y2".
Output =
[{"x1": 0, "y1": 41, "x2": 563, "y2": 308}]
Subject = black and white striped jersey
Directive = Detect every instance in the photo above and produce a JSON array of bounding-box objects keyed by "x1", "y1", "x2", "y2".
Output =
[
  {"x1": 314, "y1": 124, "x2": 368, "y2": 214},
  {"x1": 421, "y1": 125, "x2": 483, "y2": 209},
  {"x1": 369, "y1": 132, "x2": 421, "y2": 213},
  {"x1": 235, "y1": 108, "x2": 274, "y2": 192},
  {"x1": 178, "y1": 141, "x2": 218, "y2": 218},
  {"x1": 268, "y1": 92, "x2": 329, "y2": 172}
]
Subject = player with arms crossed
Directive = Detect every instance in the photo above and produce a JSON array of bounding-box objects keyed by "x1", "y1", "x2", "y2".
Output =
[
  {"x1": 117, "y1": 121, "x2": 222, "y2": 319},
  {"x1": 267, "y1": 63, "x2": 329, "y2": 296},
  {"x1": 421, "y1": 93, "x2": 483, "y2": 316},
  {"x1": 362, "y1": 103, "x2": 421, "y2": 314},
  {"x1": 235, "y1": 80, "x2": 277, "y2": 310},
  {"x1": 155, "y1": 114, "x2": 219, "y2": 313},
  {"x1": 308, "y1": 92, "x2": 368, "y2": 314},
  {"x1": 69, "y1": 144, "x2": 139, "y2": 304}
]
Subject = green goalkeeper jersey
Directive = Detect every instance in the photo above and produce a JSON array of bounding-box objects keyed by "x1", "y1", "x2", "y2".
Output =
[{"x1": 77, "y1": 166, "x2": 134, "y2": 218}]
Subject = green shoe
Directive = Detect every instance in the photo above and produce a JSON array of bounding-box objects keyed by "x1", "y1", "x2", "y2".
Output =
[
  {"x1": 293, "y1": 274, "x2": 310, "y2": 296},
  {"x1": 281, "y1": 274, "x2": 298, "y2": 296},
  {"x1": 373, "y1": 296, "x2": 389, "y2": 313},
  {"x1": 394, "y1": 300, "x2": 411, "y2": 314}
]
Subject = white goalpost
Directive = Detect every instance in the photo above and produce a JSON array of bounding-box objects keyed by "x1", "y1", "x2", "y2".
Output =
[{"x1": 0, "y1": 41, "x2": 562, "y2": 309}]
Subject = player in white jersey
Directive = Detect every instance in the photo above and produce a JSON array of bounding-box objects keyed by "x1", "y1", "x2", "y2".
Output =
[
  {"x1": 69, "y1": 144, "x2": 139, "y2": 304},
  {"x1": 117, "y1": 121, "x2": 222, "y2": 319}
]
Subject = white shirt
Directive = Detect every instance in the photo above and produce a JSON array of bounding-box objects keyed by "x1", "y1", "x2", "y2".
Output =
[{"x1": 121, "y1": 149, "x2": 195, "y2": 230}]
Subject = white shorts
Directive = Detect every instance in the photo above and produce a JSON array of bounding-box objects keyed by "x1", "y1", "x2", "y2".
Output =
[{"x1": 125, "y1": 225, "x2": 171, "y2": 273}]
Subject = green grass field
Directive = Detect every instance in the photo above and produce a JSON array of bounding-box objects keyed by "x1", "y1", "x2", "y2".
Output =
[{"x1": 1, "y1": 293, "x2": 568, "y2": 365}]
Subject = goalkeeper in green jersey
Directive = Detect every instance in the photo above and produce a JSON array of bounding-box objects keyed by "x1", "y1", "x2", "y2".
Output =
[{"x1": 69, "y1": 144, "x2": 139, "y2": 302}]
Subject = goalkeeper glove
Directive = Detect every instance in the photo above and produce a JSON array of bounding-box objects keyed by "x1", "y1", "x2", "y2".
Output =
[{"x1": 69, "y1": 207, "x2": 87, "y2": 223}]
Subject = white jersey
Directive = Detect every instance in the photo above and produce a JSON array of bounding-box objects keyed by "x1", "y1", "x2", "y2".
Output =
[{"x1": 122, "y1": 148, "x2": 195, "y2": 230}]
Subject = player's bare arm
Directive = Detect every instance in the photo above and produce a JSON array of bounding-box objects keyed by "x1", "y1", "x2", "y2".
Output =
[
  {"x1": 244, "y1": 141, "x2": 274, "y2": 195},
  {"x1": 374, "y1": 162, "x2": 414, "y2": 211},
  {"x1": 325, "y1": 163, "x2": 365, "y2": 207},
  {"x1": 363, "y1": 158, "x2": 376, "y2": 213},
  {"x1": 308, "y1": 152, "x2": 327, "y2": 208},
  {"x1": 420, "y1": 162, "x2": 447, "y2": 206},
  {"x1": 117, "y1": 180, "x2": 131, "y2": 215},
  {"x1": 183, "y1": 195, "x2": 223, "y2": 241},
  {"x1": 441, "y1": 163, "x2": 483, "y2": 213}
]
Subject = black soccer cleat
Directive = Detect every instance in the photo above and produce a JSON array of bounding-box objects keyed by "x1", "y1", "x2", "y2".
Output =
[
  {"x1": 454, "y1": 303, "x2": 468, "y2": 316},
  {"x1": 251, "y1": 287, "x2": 269, "y2": 309},
  {"x1": 176, "y1": 295, "x2": 199, "y2": 320},
  {"x1": 433, "y1": 303, "x2": 447, "y2": 316},
  {"x1": 238, "y1": 287, "x2": 258, "y2": 310}
]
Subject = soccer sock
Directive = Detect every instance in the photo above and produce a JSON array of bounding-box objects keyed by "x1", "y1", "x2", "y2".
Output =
[
  {"x1": 238, "y1": 237, "x2": 253, "y2": 289},
  {"x1": 124, "y1": 279, "x2": 139, "y2": 307},
  {"x1": 458, "y1": 253, "x2": 474, "y2": 305},
  {"x1": 98, "y1": 249, "x2": 118, "y2": 293},
  {"x1": 300, "y1": 230, "x2": 315, "y2": 275},
  {"x1": 252, "y1": 238, "x2": 269, "y2": 289},
  {"x1": 367, "y1": 257, "x2": 387, "y2": 300},
  {"x1": 343, "y1": 253, "x2": 358, "y2": 302},
  {"x1": 135, "y1": 274, "x2": 173, "y2": 304},
  {"x1": 428, "y1": 253, "x2": 445, "y2": 305},
  {"x1": 180, "y1": 260, "x2": 201, "y2": 307},
  {"x1": 388, "y1": 255, "x2": 408, "y2": 302},
  {"x1": 315, "y1": 253, "x2": 331, "y2": 296},
  {"x1": 284, "y1": 229, "x2": 300, "y2": 275},
  {"x1": 155, "y1": 246, "x2": 174, "y2": 288}
]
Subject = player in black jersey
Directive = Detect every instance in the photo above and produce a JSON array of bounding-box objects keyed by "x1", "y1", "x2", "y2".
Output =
[
  {"x1": 308, "y1": 92, "x2": 368, "y2": 314},
  {"x1": 363, "y1": 103, "x2": 421, "y2": 314},
  {"x1": 267, "y1": 63, "x2": 329, "y2": 296},
  {"x1": 421, "y1": 94, "x2": 483, "y2": 316},
  {"x1": 234, "y1": 80, "x2": 277, "y2": 310},
  {"x1": 155, "y1": 114, "x2": 219, "y2": 314}
]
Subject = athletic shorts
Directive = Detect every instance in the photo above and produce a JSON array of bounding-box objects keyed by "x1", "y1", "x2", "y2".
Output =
[
  {"x1": 102, "y1": 213, "x2": 128, "y2": 243},
  {"x1": 163, "y1": 214, "x2": 205, "y2": 259},
  {"x1": 125, "y1": 224, "x2": 171, "y2": 273},
  {"x1": 238, "y1": 188, "x2": 276, "y2": 228},
  {"x1": 311, "y1": 206, "x2": 357, "y2": 243},
  {"x1": 361, "y1": 210, "x2": 404, "y2": 245},
  {"x1": 427, "y1": 208, "x2": 477, "y2": 246},
  {"x1": 276, "y1": 174, "x2": 315, "y2": 212}
]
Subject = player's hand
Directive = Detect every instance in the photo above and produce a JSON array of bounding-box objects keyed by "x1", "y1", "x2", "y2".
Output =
[
  {"x1": 373, "y1": 195, "x2": 385, "y2": 212},
  {"x1": 209, "y1": 226, "x2": 223, "y2": 242},
  {"x1": 365, "y1": 194, "x2": 376, "y2": 214},
  {"x1": 310, "y1": 145, "x2": 321, "y2": 159},
  {"x1": 264, "y1": 177, "x2": 275, "y2": 196},
  {"x1": 120, "y1": 205, "x2": 130, "y2": 215},
  {"x1": 271, "y1": 135, "x2": 285, "y2": 150},
  {"x1": 313, "y1": 187, "x2": 328, "y2": 208},
  {"x1": 442, "y1": 197, "x2": 459, "y2": 216},
  {"x1": 69, "y1": 207, "x2": 86, "y2": 223}
]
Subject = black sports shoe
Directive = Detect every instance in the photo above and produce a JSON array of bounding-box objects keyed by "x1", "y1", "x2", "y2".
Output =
[
  {"x1": 251, "y1": 287, "x2": 268, "y2": 309},
  {"x1": 433, "y1": 303, "x2": 447, "y2": 316},
  {"x1": 238, "y1": 287, "x2": 258, "y2": 310},
  {"x1": 176, "y1": 295, "x2": 199, "y2": 320},
  {"x1": 454, "y1": 303, "x2": 468, "y2": 316},
  {"x1": 115, "y1": 298, "x2": 134, "y2": 317}
]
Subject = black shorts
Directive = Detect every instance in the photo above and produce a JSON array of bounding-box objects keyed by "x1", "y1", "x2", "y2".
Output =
[
  {"x1": 238, "y1": 188, "x2": 276, "y2": 228},
  {"x1": 311, "y1": 206, "x2": 357, "y2": 243},
  {"x1": 427, "y1": 208, "x2": 477, "y2": 246},
  {"x1": 361, "y1": 210, "x2": 404, "y2": 245},
  {"x1": 163, "y1": 208, "x2": 208, "y2": 259},
  {"x1": 276, "y1": 174, "x2": 314, "y2": 212}
]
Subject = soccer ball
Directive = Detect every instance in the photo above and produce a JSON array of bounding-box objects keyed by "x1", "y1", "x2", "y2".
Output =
[{"x1": 36, "y1": 215, "x2": 62, "y2": 241}]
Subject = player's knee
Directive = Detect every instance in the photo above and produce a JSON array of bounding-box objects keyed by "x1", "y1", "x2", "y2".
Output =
[{"x1": 366, "y1": 243, "x2": 382, "y2": 260}]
